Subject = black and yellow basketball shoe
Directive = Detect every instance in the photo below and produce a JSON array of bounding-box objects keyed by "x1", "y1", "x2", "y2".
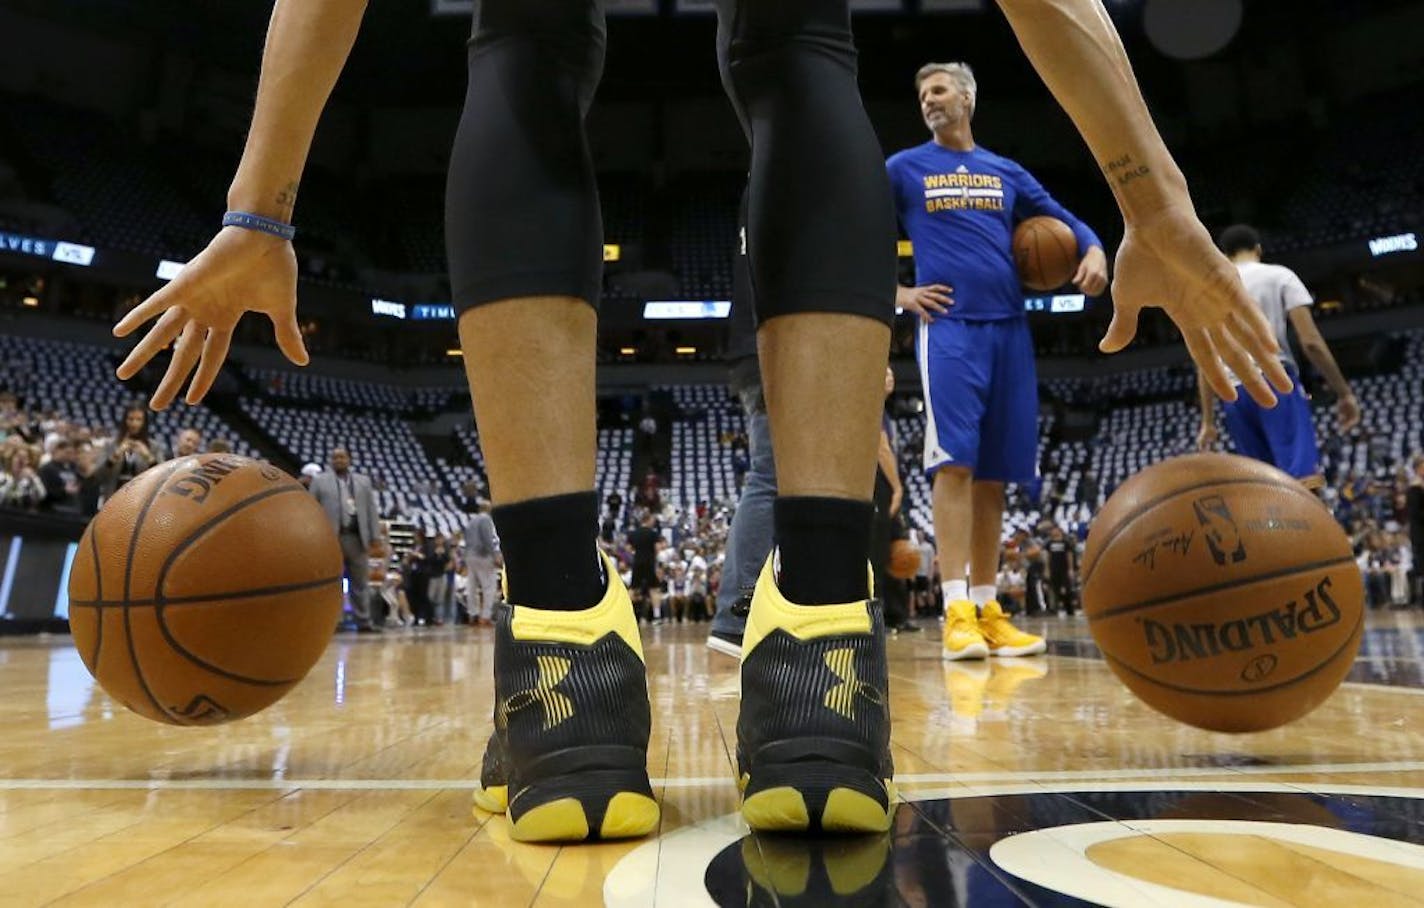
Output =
[
  {"x1": 473, "y1": 556, "x2": 659, "y2": 842},
  {"x1": 736, "y1": 556, "x2": 896, "y2": 834}
]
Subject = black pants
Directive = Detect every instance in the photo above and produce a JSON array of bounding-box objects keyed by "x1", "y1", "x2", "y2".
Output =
[
  {"x1": 448, "y1": 0, "x2": 895, "y2": 326},
  {"x1": 408, "y1": 576, "x2": 433, "y2": 624}
]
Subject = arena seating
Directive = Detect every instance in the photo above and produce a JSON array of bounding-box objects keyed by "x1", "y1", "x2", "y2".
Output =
[
  {"x1": 662, "y1": 384, "x2": 744, "y2": 507},
  {"x1": 5, "y1": 325, "x2": 1421, "y2": 547}
]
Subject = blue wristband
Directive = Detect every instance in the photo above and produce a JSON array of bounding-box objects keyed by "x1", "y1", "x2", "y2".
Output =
[{"x1": 222, "y1": 211, "x2": 296, "y2": 241}]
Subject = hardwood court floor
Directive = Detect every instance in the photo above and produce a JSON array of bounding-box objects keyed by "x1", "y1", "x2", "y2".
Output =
[{"x1": 2, "y1": 611, "x2": 1423, "y2": 906}]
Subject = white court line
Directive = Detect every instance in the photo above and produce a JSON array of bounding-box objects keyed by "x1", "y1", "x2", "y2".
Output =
[{"x1": 2, "y1": 760, "x2": 1422, "y2": 791}]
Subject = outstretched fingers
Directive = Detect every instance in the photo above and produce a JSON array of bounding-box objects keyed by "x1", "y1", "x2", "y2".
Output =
[
  {"x1": 1210, "y1": 324, "x2": 1277, "y2": 409},
  {"x1": 185, "y1": 325, "x2": 235, "y2": 406},
  {"x1": 1098, "y1": 299, "x2": 1142, "y2": 354},
  {"x1": 150, "y1": 321, "x2": 203, "y2": 411},
  {"x1": 116, "y1": 307, "x2": 186, "y2": 380},
  {"x1": 273, "y1": 310, "x2": 311, "y2": 366},
  {"x1": 113, "y1": 283, "x2": 180, "y2": 338},
  {"x1": 1183, "y1": 329, "x2": 1237, "y2": 403}
]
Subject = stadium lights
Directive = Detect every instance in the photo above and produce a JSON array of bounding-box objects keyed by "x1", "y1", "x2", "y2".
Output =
[
  {"x1": 675, "y1": 346, "x2": 697, "y2": 355},
  {"x1": 22, "y1": 296, "x2": 39, "y2": 307},
  {"x1": 446, "y1": 348, "x2": 463, "y2": 357},
  {"x1": 619, "y1": 346, "x2": 637, "y2": 356}
]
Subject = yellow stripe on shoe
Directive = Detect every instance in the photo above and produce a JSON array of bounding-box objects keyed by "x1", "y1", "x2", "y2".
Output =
[
  {"x1": 509, "y1": 553, "x2": 645, "y2": 658},
  {"x1": 740, "y1": 556, "x2": 871, "y2": 660}
]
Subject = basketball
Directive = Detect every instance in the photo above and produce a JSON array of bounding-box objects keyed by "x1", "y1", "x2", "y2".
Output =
[
  {"x1": 888, "y1": 538, "x2": 921, "y2": 580},
  {"x1": 1012, "y1": 215, "x2": 1079, "y2": 291},
  {"x1": 1081, "y1": 453, "x2": 1363, "y2": 733},
  {"x1": 67, "y1": 454, "x2": 344, "y2": 725}
]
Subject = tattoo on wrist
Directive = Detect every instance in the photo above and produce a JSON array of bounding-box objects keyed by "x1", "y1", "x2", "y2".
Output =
[
  {"x1": 275, "y1": 181, "x2": 299, "y2": 216},
  {"x1": 1103, "y1": 154, "x2": 1151, "y2": 188}
]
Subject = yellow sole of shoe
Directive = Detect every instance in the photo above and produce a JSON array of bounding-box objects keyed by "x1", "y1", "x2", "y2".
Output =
[
  {"x1": 600, "y1": 792, "x2": 661, "y2": 839},
  {"x1": 742, "y1": 783, "x2": 895, "y2": 834},
  {"x1": 510, "y1": 798, "x2": 590, "y2": 842},
  {"x1": 508, "y1": 793, "x2": 660, "y2": 842},
  {"x1": 822, "y1": 788, "x2": 894, "y2": 833},
  {"x1": 472, "y1": 785, "x2": 508, "y2": 816},
  {"x1": 742, "y1": 788, "x2": 810, "y2": 831}
]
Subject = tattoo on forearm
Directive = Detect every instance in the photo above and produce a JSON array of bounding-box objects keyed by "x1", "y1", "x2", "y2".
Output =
[
  {"x1": 1103, "y1": 153, "x2": 1151, "y2": 188},
  {"x1": 276, "y1": 182, "x2": 299, "y2": 216}
]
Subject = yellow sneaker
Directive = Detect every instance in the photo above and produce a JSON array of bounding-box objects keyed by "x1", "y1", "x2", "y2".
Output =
[
  {"x1": 942, "y1": 600, "x2": 989, "y2": 661},
  {"x1": 978, "y1": 600, "x2": 1046, "y2": 657}
]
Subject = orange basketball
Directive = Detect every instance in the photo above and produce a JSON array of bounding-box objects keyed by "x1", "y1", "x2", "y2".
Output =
[
  {"x1": 888, "y1": 539, "x2": 921, "y2": 580},
  {"x1": 1081, "y1": 453, "x2": 1362, "y2": 733},
  {"x1": 1012, "y1": 215, "x2": 1079, "y2": 291},
  {"x1": 68, "y1": 454, "x2": 343, "y2": 725}
]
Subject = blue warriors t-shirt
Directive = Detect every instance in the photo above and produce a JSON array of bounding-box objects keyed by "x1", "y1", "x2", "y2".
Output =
[{"x1": 886, "y1": 143, "x2": 1102, "y2": 321}]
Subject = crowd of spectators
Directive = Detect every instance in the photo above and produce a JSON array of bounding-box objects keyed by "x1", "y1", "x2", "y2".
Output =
[
  {"x1": 5, "y1": 388, "x2": 1421, "y2": 622},
  {"x1": 0, "y1": 392, "x2": 233, "y2": 516}
]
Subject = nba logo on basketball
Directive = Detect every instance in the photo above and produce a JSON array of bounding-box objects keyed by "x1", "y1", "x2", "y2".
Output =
[{"x1": 1192, "y1": 494, "x2": 1247, "y2": 566}]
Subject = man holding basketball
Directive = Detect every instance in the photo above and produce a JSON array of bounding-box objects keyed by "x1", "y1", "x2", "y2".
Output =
[
  {"x1": 888, "y1": 62, "x2": 1108, "y2": 660},
  {"x1": 111, "y1": 0, "x2": 1291, "y2": 845}
]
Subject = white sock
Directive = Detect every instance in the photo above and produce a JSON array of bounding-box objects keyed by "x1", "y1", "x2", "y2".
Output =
[
  {"x1": 943, "y1": 580, "x2": 968, "y2": 603},
  {"x1": 970, "y1": 585, "x2": 996, "y2": 607}
]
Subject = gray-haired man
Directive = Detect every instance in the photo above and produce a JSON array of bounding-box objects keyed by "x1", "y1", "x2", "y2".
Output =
[{"x1": 309, "y1": 446, "x2": 382, "y2": 632}]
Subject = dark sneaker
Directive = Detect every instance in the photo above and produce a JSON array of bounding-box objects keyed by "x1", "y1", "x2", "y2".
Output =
[
  {"x1": 706, "y1": 629, "x2": 744, "y2": 659},
  {"x1": 474, "y1": 558, "x2": 659, "y2": 842},
  {"x1": 736, "y1": 557, "x2": 895, "y2": 834}
]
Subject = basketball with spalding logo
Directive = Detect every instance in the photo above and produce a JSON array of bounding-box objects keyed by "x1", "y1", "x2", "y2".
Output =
[
  {"x1": 1081, "y1": 453, "x2": 1363, "y2": 733},
  {"x1": 67, "y1": 454, "x2": 343, "y2": 725}
]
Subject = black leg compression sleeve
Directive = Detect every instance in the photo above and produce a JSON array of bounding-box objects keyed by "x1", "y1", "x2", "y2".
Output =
[
  {"x1": 715, "y1": 0, "x2": 897, "y2": 326},
  {"x1": 446, "y1": 0, "x2": 606, "y2": 314}
]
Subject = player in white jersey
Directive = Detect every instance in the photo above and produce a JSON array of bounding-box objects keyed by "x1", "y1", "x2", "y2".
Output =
[{"x1": 1197, "y1": 225, "x2": 1361, "y2": 490}]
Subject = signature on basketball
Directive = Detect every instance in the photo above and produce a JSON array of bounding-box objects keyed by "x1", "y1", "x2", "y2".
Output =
[
  {"x1": 1131, "y1": 527, "x2": 1194, "y2": 571},
  {"x1": 1140, "y1": 575, "x2": 1342, "y2": 665}
]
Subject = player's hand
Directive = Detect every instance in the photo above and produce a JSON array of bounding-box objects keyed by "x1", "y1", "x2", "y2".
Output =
[
  {"x1": 896, "y1": 284, "x2": 954, "y2": 323},
  {"x1": 1072, "y1": 246, "x2": 1109, "y2": 296},
  {"x1": 890, "y1": 489, "x2": 903, "y2": 517},
  {"x1": 1196, "y1": 423, "x2": 1217, "y2": 452},
  {"x1": 1337, "y1": 394, "x2": 1361, "y2": 434},
  {"x1": 1100, "y1": 207, "x2": 1293, "y2": 408},
  {"x1": 113, "y1": 227, "x2": 308, "y2": 410}
]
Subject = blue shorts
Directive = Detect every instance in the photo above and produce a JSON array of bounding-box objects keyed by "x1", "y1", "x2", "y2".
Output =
[
  {"x1": 916, "y1": 317, "x2": 1038, "y2": 483},
  {"x1": 1221, "y1": 367, "x2": 1322, "y2": 485}
]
